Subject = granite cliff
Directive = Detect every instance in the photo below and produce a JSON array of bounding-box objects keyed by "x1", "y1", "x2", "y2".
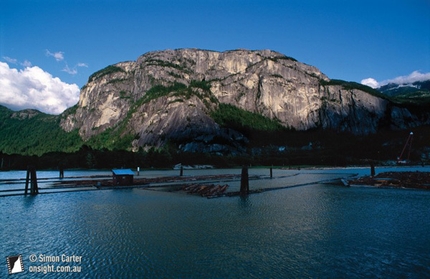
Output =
[{"x1": 60, "y1": 49, "x2": 429, "y2": 153}]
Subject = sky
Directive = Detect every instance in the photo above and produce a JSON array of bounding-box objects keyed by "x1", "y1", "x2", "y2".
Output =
[{"x1": 1, "y1": 0, "x2": 429, "y2": 114}]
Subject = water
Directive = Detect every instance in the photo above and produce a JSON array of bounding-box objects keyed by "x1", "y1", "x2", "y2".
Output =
[{"x1": 1, "y1": 168, "x2": 430, "y2": 278}]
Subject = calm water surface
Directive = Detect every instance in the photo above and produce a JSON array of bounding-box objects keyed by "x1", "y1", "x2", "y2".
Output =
[{"x1": 1, "y1": 168, "x2": 429, "y2": 278}]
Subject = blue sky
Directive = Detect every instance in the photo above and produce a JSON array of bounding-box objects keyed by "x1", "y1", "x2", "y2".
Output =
[{"x1": 1, "y1": 0, "x2": 429, "y2": 114}]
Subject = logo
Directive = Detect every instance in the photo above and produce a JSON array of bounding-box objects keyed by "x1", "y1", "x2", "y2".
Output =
[{"x1": 6, "y1": 255, "x2": 24, "y2": 274}]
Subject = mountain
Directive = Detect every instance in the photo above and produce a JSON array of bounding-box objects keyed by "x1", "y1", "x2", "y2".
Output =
[
  {"x1": 379, "y1": 80, "x2": 430, "y2": 96},
  {"x1": 58, "y1": 49, "x2": 429, "y2": 154},
  {"x1": 0, "y1": 105, "x2": 82, "y2": 156},
  {"x1": 378, "y1": 80, "x2": 430, "y2": 106},
  {"x1": 2, "y1": 49, "x2": 430, "y2": 158}
]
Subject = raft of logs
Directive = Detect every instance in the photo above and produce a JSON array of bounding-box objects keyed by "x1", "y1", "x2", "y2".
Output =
[
  {"x1": 54, "y1": 174, "x2": 240, "y2": 188},
  {"x1": 347, "y1": 171, "x2": 430, "y2": 190},
  {"x1": 181, "y1": 184, "x2": 229, "y2": 198}
]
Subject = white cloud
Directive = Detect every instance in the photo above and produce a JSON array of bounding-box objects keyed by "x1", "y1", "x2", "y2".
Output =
[
  {"x1": 62, "y1": 64, "x2": 78, "y2": 75},
  {"x1": 22, "y1": 60, "x2": 32, "y2": 67},
  {"x1": 62, "y1": 62, "x2": 88, "y2": 75},
  {"x1": 361, "y1": 71, "x2": 430, "y2": 89},
  {"x1": 45, "y1": 49, "x2": 64, "y2": 61},
  {"x1": 3, "y1": 56, "x2": 18, "y2": 64},
  {"x1": 361, "y1": 78, "x2": 379, "y2": 89},
  {"x1": 0, "y1": 62, "x2": 80, "y2": 115},
  {"x1": 2, "y1": 56, "x2": 32, "y2": 68},
  {"x1": 384, "y1": 71, "x2": 430, "y2": 85}
]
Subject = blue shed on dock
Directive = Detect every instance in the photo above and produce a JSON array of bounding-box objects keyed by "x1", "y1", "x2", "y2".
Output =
[{"x1": 112, "y1": 169, "x2": 134, "y2": 185}]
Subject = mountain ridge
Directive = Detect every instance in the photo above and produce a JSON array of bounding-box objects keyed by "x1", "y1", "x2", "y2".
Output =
[
  {"x1": 61, "y1": 48, "x2": 427, "y2": 154},
  {"x1": 378, "y1": 80, "x2": 430, "y2": 95},
  {"x1": 2, "y1": 48, "x2": 430, "y2": 157}
]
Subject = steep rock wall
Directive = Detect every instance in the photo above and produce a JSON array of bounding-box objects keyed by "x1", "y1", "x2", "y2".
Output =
[{"x1": 60, "y1": 49, "x2": 421, "y2": 151}]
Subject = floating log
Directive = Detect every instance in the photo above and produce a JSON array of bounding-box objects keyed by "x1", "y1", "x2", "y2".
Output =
[
  {"x1": 341, "y1": 178, "x2": 350, "y2": 186},
  {"x1": 181, "y1": 183, "x2": 229, "y2": 197}
]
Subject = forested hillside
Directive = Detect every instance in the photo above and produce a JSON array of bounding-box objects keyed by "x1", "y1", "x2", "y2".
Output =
[{"x1": 0, "y1": 106, "x2": 82, "y2": 156}]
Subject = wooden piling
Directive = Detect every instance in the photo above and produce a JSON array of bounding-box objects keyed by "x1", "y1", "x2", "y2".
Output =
[
  {"x1": 180, "y1": 165, "x2": 183, "y2": 176},
  {"x1": 24, "y1": 169, "x2": 30, "y2": 194},
  {"x1": 370, "y1": 163, "x2": 375, "y2": 177},
  {"x1": 25, "y1": 166, "x2": 39, "y2": 195},
  {"x1": 240, "y1": 166, "x2": 249, "y2": 195},
  {"x1": 59, "y1": 165, "x2": 64, "y2": 179},
  {"x1": 270, "y1": 167, "x2": 273, "y2": 178}
]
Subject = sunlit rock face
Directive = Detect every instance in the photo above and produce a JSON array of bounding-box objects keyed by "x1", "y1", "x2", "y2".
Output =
[{"x1": 60, "y1": 48, "x2": 424, "y2": 151}]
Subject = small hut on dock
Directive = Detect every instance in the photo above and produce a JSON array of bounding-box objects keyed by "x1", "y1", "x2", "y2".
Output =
[{"x1": 112, "y1": 169, "x2": 135, "y2": 185}]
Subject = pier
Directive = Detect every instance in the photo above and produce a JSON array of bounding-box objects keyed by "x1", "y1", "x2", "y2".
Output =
[{"x1": 0, "y1": 167, "x2": 358, "y2": 198}]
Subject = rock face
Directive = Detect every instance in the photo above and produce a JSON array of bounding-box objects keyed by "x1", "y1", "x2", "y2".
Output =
[{"x1": 60, "y1": 49, "x2": 428, "y2": 153}]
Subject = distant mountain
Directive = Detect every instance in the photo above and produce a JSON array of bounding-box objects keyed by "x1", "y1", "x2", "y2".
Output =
[
  {"x1": 377, "y1": 80, "x2": 430, "y2": 106},
  {"x1": 379, "y1": 80, "x2": 430, "y2": 96},
  {"x1": 1, "y1": 49, "x2": 430, "y2": 157}
]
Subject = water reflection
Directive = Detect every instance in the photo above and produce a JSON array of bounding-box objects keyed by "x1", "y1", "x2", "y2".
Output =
[
  {"x1": 238, "y1": 195, "x2": 252, "y2": 208},
  {"x1": 1, "y1": 170, "x2": 430, "y2": 278},
  {"x1": 23, "y1": 195, "x2": 37, "y2": 208}
]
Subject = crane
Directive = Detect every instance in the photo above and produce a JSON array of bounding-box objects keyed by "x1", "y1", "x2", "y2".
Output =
[{"x1": 397, "y1": 132, "x2": 413, "y2": 164}]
